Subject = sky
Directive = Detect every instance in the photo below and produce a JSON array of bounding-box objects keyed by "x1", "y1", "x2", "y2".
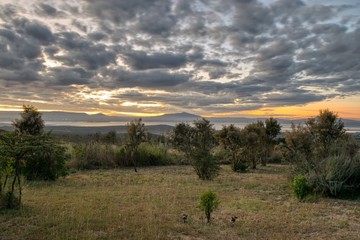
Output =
[{"x1": 0, "y1": 0, "x2": 359, "y2": 119}]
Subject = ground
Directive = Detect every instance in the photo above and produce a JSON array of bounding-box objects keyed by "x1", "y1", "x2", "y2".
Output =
[{"x1": 1, "y1": 164, "x2": 359, "y2": 239}]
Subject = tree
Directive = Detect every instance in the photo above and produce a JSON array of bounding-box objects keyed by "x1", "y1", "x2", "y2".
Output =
[
  {"x1": 12, "y1": 105, "x2": 44, "y2": 135},
  {"x1": 264, "y1": 117, "x2": 282, "y2": 165},
  {"x1": 126, "y1": 118, "x2": 147, "y2": 172},
  {"x1": 0, "y1": 133, "x2": 35, "y2": 208},
  {"x1": 242, "y1": 121, "x2": 267, "y2": 169},
  {"x1": 199, "y1": 190, "x2": 219, "y2": 223},
  {"x1": 216, "y1": 124, "x2": 247, "y2": 172},
  {"x1": 171, "y1": 118, "x2": 219, "y2": 180},
  {"x1": 306, "y1": 109, "x2": 345, "y2": 157}
]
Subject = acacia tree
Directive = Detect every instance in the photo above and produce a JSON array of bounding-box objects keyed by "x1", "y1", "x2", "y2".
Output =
[
  {"x1": 126, "y1": 118, "x2": 147, "y2": 172},
  {"x1": 171, "y1": 118, "x2": 219, "y2": 180},
  {"x1": 216, "y1": 124, "x2": 247, "y2": 172}
]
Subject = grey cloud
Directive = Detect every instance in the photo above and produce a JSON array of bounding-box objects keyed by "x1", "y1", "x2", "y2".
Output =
[
  {"x1": 0, "y1": 68, "x2": 40, "y2": 83},
  {"x1": 263, "y1": 91, "x2": 327, "y2": 106},
  {"x1": 104, "y1": 69, "x2": 189, "y2": 88},
  {"x1": 88, "y1": 31, "x2": 108, "y2": 41},
  {"x1": 24, "y1": 21, "x2": 54, "y2": 43},
  {"x1": 35, "y1": 3, "x2": 58, "y2": 16},
  {"x1": 231, "y1": 0, "x2": 274, "y2": 35},
  {"x1": 123, "y1": 52, "x2": 187, "y2": 70},
  {"x1": 47, "y1": 67, "x2": 92, "y2": 86}
]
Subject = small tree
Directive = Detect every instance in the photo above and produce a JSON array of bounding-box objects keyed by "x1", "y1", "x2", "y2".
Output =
[
  {"x1": 199, "y1": 190, "x2": 219, "y2": 223},
  {"x1": 264, "y1": 117, "x2": 282, "y2": 165},
  {"x1": 12, "y1": 105, "x2": 44, "y2": 136},
  {"x1": 306, "y1": 109, "x2": 345, "y2": 157},
  {"x1": 216, "y1": 124, "x2": 247, "y2": 172},
  {"x1": 242, "y1": 121, "x2": 267, "y2": 169},
  {"x1": 126, "y1": 118, "x2": 147, "y2": 172},
  {"x1": 171, "y1": 118, "x2": 219, "y2": 180}
]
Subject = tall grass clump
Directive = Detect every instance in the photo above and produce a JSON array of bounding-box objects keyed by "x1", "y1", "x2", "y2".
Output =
[{"x1": 69, "y1": 142, "x2": 117, "y2": 169}]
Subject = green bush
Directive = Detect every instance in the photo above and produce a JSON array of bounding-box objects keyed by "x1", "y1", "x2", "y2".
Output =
[
  {"x1": 199, "y1": 190, "x2": 219, "y2": 223},
  {"x1": 23, "y1": 142, "x2": 69, "y2": 181},
  {"x1": 291, "y1": 175, "x2": 312, "y2": 202}
]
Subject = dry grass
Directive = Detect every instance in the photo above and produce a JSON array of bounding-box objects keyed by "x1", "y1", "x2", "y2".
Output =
[{"x1": 1, "y1": 164, "x2": 359, "y2": 240}]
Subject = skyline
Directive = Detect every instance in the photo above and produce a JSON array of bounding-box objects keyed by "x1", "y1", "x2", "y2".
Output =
[{"x1": 0, "y1": 0, "x2": 360, "y2": 119}]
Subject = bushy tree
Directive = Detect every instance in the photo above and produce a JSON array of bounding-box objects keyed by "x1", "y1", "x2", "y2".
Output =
[
  {"x1": 12, "y1": 105, "x2": 44, "y2": 135},
  {"x1": 264, "y1": 117, "x2": 282, "y2": 165},
  {"x1": 242, "y1": 121, "x2": 267, "y2": 169},
  {"x1": 306, "y1": 109, "x2": 345, "y2": 157},
  {"x1": 171, "y1": 118, "x2": 219, "y2": 180},
  {"x1": 216, "y1": 124, "x2": 247, "y2": 172},
  {"x1": 126, "y1": 118, "x2": 147, "y2": 172}
]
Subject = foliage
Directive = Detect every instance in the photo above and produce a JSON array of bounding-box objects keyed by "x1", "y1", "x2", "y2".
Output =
[
  {"x1": 306, "y1": 109, "x2": 345, "y2": 158},
  {"x1": 310, "y1": 153, "x2": 360, "y2": 197},
  {"x1": 264, "y1": 118, "x2": 282, "y2": 165},
  {"x1": 102, "y1": 131, "x2": 117, "y2": 144},
  {"x1": 135, "y1": 142, "x2": 174, "y2": 166},
  {"x1": 70, "y1": 142, "x2": 117, "y2": 170},
  {"x1": 291, "y1": 175, "x2": 312, "y2": 202},
  {"x1": 170, "y1": 118, "x2": 220, "y2": 180},
  {"x1": 242, "y1": 121, "x2": 267, "y2": 169},
  {"x1": 0, "y1": 133, "x2": 33, "y2": 209},
  {"x1": 127, "y1": 118, "x2": 147, "y2": 172},
  {"x1": 199, "y1": 190, "x2": 219, "y2": 223},
  {"x1": 12, "y1": 105, "x2": 44, "y2": 136},
  {"x1": 284, "y1": 109, "x2": 360, "y2": 198},
  {"x1": 216, "y1": 124, "x2": 248, "y2": 172},
  {"x1": 22, "y1": 133, "x2": 69, "y2": 181},
  {"x1": 265, "y1": 117, "x2": 282, "y2": 141}
]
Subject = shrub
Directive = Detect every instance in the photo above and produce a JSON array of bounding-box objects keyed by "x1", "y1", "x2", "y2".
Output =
[
  {"x1": 292, "y1": 175, "x2": 312, "y2": 202},
  {"x1": 199, "y1": 190, "x2": 219, "y2": 223},
  {"x1": 23, "y1": 137, "x2": 69, "y2": 181}
]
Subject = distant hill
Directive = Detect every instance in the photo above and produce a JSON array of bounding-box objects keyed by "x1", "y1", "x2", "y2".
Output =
[
  {"x1": 147, "y1": 112, "x2": 201, "y2": 122},
  {"x1": 0, "y1": 111, "x2": 359, "y2": 133}
]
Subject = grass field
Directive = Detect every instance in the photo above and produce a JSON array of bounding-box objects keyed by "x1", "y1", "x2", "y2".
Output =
[{"x1": 1, "y1": 164, "x2": 359, "y2": 240}]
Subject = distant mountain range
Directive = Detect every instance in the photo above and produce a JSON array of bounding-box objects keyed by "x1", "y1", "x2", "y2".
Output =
[{"x1": 1, "y1": 111, "x2": 360, "y2": 134}]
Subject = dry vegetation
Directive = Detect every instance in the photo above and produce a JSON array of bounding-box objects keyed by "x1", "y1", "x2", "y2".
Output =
[{"x1": 1, "y1": 164, "x2": 360, "y2": 240}]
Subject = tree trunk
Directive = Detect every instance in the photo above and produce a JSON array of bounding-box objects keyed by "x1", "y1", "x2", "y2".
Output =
[{"x1": 131, "y1": 150, "x2": 137, "y2": 172}]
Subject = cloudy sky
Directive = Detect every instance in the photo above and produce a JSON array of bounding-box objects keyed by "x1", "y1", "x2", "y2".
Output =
[{"x1": 0, "y1": 0, "x2": 359, "y2": 119}]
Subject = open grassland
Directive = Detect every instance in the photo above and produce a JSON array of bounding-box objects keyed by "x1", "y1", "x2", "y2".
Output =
[{"x1": 1, "y1": 165, "x2": 359, "y2": 240}]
